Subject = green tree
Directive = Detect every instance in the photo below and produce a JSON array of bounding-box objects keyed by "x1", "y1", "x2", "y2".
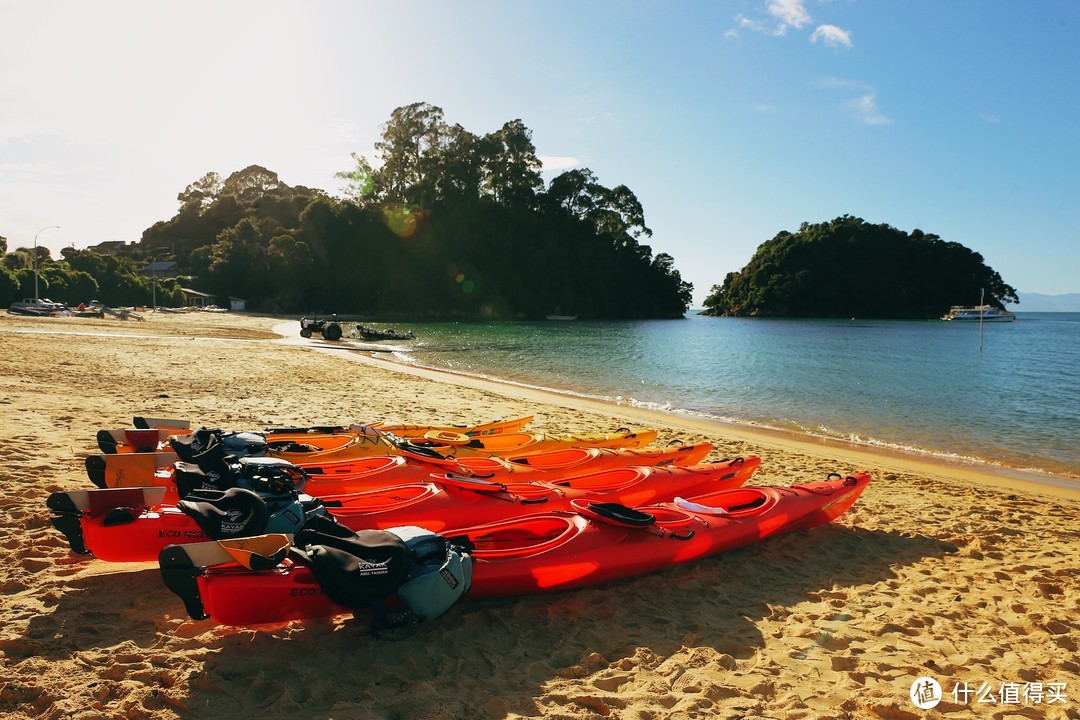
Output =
[
  {"x1": 2, "y1": 249, "x2": 31, "y2": 272},
  {"x1": 266, "y1": 234, "x2": 316, "y2": 311},
  {"x1": 177, "y1": 172, "x2": 225, "y2": 211},
  {"x1": 39, "y1": 265, "x2": 70, "y2": 302},
  {"x1": 334, "y1": 153, "x2": 376, "y2": 205},
  {"x1": 207, "y1": 218, "x2": 266, "y2": 301},
  {"x1": 373, "y1": 102, "x2": 448, "y2": 210},
  {"x1": 66, "y1": 270, "x2": 100, "y2": 304},
  {"x1": 434, "y1": 123, "x2": 484, "y2": 202},
  {"x1": 482, "y1": 119, "x2": 543, "y2": 207},
  {"x1": 0, "y1": 265, "x2": 19, "y2": 303}
]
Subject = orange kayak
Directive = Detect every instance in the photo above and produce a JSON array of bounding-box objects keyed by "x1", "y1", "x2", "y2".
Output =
[
  {"x1": 99, "y1": 425, "x2": 658, "y2": 464},
  {"x1": 49, "y1": 457, "x2": 761, "y2": 562},
  {"x1": 98, "y1": 414, "x2": 535, "y2": 454},
  {"x1": 84, "y1": 441, "x2": 716, "y2": 504}
]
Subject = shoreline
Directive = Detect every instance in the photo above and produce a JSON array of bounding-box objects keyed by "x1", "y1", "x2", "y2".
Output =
[
  {"x1": 2, "y1": 310, "x2": 1077, "y2": 496},
  {"x1": 270, "y1": 321, "x2": 1080, "y2": 502},
  {"x1": 3, "y1": 311, "x2": 1077, "y2": 498}
]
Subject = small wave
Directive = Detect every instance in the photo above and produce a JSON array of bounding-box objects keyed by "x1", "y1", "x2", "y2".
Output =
[{"x1": 370, "y1": 346, "x2": 1080, "y2": 484}]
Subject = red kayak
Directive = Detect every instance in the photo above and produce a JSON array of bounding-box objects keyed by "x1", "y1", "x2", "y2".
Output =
[
  {"x1": 52, "y1": 457, "x2": 761, "y2": 562},
  {"x1": 84, "y1": 441, "x2": 715, "y2": 504},
  {"x1": 159, "y1": 471, "x2": 870, "y2": 626}
]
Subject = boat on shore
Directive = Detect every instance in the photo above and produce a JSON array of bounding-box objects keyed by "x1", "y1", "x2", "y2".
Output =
[
  {"x1": 47, "y1": 456, "x2": 760, "y2": 562},
  {"x1": 356, "y1": 325, "x2": 414, "y2": 341},
  {"x1": 941, "y1": 305, "x2": 1017, "y2": 322},
  {"x1": 157, "y1": 471, "x2": 871, "y2": 626},
  {"x1": 7, "y1": 298, "x2": 67, "y2": 316}
]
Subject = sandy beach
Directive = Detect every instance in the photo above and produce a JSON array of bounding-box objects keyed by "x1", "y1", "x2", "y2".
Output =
[{"x1": 1, "y1": 310, "x2": 1076, "y2": 720}]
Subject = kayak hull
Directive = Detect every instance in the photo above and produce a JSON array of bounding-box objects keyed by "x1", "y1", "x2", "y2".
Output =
[{"x1": 163, "y1": 472, "x2": 870, "y2": 626}]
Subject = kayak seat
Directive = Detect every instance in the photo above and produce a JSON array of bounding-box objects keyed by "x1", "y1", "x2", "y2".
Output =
[
  {"x1": 584, "y1": 502, "x2": 655, "y2": 527},
  {"x1": 179, "y1": 487, "x2": 270, "y2": 540}
]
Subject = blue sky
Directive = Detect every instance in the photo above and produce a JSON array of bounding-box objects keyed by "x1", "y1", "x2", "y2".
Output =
[{"x1": 2, "y1": 0, "x2": 1077, "y2": 305}]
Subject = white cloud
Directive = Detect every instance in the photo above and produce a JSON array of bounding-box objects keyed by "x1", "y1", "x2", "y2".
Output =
[
  {"x1": 767, "y1": 0, "x2": 812, "y2": 32},
  {"x1": 816, "y1": 78, "x2": 894, "y2": 125},
  {"x1": 815, "y1": 76, "x2": 867, "y2": 91},
  {"x1": 811, "y1": 24, "x2": 853, "y2": 49},
  {"x1": 734, "y1": 1, "x2": 851, "y2": 47},
  {"x1": 539, "y1": 156, "x2": 581, "y2": 172},
  {"x1": 849, "y1": 93, "x2": 894, "y2": 126}
]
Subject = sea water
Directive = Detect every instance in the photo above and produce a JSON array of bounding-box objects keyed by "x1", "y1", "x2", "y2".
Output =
[{"x1": 359, "y1": 313, "x2": 1080, "y2": 481}]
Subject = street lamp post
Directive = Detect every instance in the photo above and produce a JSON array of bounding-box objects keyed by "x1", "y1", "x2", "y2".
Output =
[{"x1": 33, "y1": 225, "x2": 61, "y2": 303}]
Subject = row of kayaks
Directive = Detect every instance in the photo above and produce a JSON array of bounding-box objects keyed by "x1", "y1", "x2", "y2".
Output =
[{"x1": 48, "y1": 414, "x2": 872, "y2": 629}]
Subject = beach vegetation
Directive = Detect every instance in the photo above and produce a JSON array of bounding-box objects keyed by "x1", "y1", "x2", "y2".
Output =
[
  {"x1": 88, "y1": 102, "x2": 689, "y2": 319},
  {"x1": 701, "y1": 216, "x2": 1018, "y2": 318},
  {"x1": 0, "y1": 244, "x2": 186, "y2": 309},
  {"x1": 0, "y1": 265, "x2": 16, "y2": 300}
]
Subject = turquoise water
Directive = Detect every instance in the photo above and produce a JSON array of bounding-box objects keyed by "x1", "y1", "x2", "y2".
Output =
[{"x1": 354, "y1": 313, "x2": 1080, "y2": 480}]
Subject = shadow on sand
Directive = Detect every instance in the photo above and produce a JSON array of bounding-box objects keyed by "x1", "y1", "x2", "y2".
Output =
[{"x1": 19, "y1": 522, "x2": 955, "y2": 719}]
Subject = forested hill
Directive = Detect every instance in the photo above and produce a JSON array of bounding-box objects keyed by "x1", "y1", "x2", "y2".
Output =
[
  {"x1": 139, "y1": 103, "x2": 691, "y2": 319},
  {"x1": 701, "y1": 216, "x2": 1017, "y2": 319}
]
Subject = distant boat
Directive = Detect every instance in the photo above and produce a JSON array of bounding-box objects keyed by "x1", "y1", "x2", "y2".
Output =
[
  {"x1": 941, "y1": 305, "x2": 1017, "y2": 322},
  {"x1": 545, "y1": 314, "x2": 579, "y2": 321}
]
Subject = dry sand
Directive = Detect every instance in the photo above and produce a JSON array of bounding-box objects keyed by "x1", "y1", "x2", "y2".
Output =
[{"x1": 0, "y1": 311, "x2": 1076, "y2": 720}]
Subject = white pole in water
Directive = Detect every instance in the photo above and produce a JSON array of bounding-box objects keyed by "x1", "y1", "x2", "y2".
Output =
[{"x1": 979, "y1": 288, "x2": 984, "y2": 353}]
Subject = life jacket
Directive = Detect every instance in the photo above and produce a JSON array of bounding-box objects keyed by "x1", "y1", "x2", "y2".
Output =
[
  {"x1": 292, "y1": 516, "x2": 472, "y2": 626},
  {"x1": 178, "y1": 486, "x2": 317, "y2": 540},
  {"x1": 170, "y1": 429, "x2": 268, "y2": 464},
  {"x1": 173, "y1": 455, "x2": 307, "y2": 500},
  {"x1": 388, "y1": 525, "x2": 472, "y2": 620}
]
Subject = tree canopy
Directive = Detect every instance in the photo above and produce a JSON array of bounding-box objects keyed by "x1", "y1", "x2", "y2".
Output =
[
  {"x1": 120, "y1": 102, "x2": 692, "y2": 318},
  {"x1": 701, "y1": 216, "x2": 1018, "y2": 319}
]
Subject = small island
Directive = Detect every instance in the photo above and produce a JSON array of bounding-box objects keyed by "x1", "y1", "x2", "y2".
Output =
[{"x1": 701, "y1": 216, "x2": 1018, "y2": 319}]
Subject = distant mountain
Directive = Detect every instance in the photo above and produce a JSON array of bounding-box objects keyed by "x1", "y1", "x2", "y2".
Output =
[{"x1": 1007, "y1": 292, "x2": 1080, "y2": 312}]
